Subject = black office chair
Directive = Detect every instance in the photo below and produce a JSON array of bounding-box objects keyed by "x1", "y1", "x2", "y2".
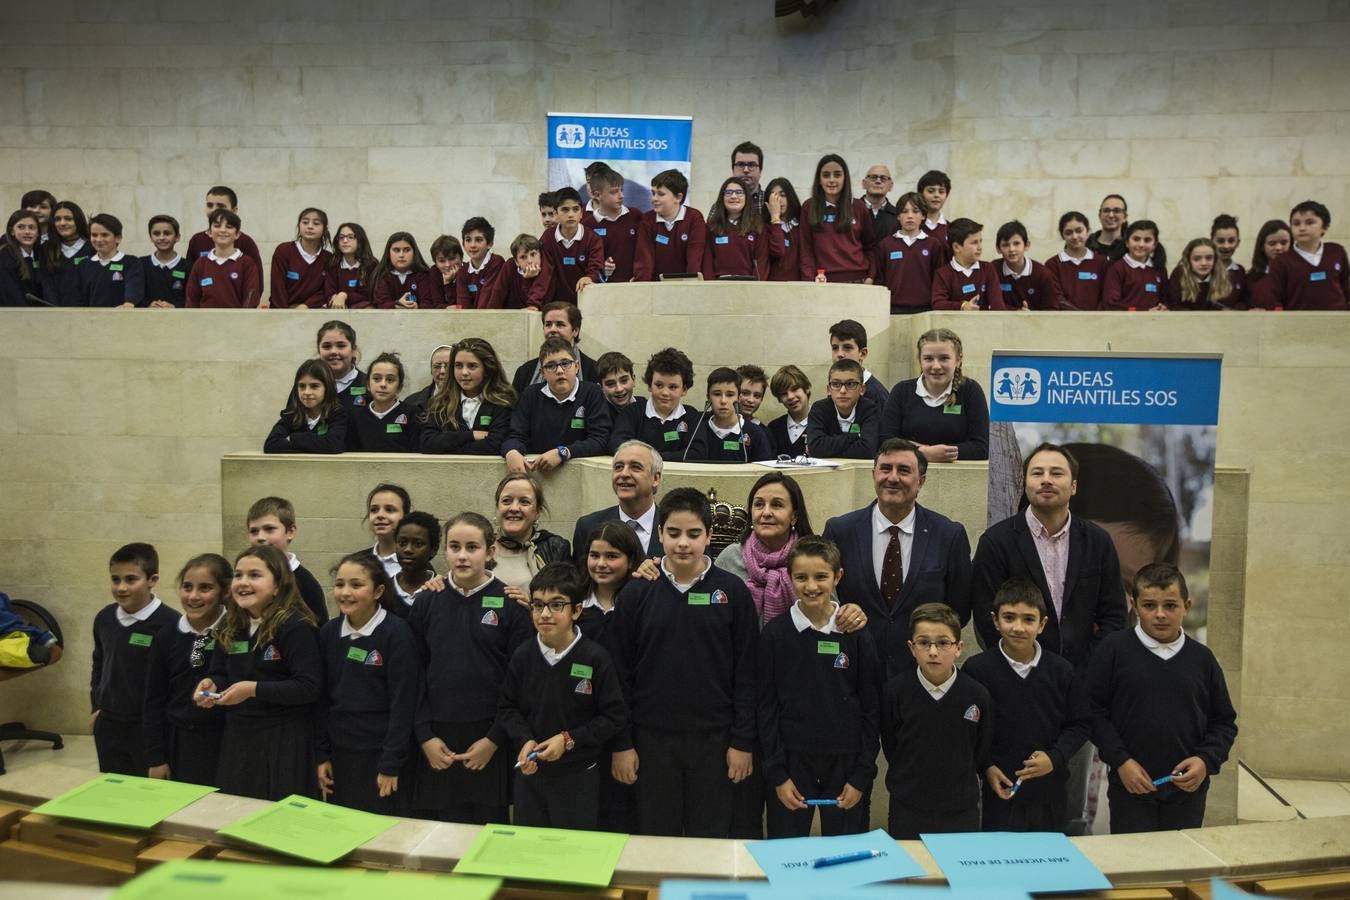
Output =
[{"x1": 0, "y1": 598, "x2": 65, "y2": 775}]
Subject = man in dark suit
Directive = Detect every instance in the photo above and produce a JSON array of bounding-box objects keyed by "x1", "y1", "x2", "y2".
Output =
[
  {"x1": 822, "y1": 437, "x2": 972, "y2": 677},
  {"x1": 571, "y1": 439, "x2": 664, "y2": 569},
  {"x1": 511, "y1": 300, "x2": 599, "y2": 395}
]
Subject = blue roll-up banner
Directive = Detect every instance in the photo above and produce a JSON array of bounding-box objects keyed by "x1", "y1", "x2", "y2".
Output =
[{"x1": 547, "y1": 112, "x2": 693, "y2": 214}]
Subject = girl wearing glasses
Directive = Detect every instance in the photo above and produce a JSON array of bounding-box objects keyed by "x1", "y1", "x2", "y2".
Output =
[{"x1": 702, "y1": 176, "x2": 769, "y2": 280}]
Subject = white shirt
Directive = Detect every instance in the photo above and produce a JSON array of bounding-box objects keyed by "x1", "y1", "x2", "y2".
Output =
[
  {"x1": 925, "y1": 214, "x2": 948, "y2": 231},
  {"x1": 871, "y1": 504, "x2": 915, "y2": 586},
  {"x1": 789, "y1": 600, "x2": 839, "y2": 633},
  {"x1": 709, "y1": 416, "x2": 744, "y2": 440},
  {"x1": 999, "y1": 640, "x2": 1042, "y2": 679},
  {"x1": 455, "y1": 576, "x2": 495, "y2": 598},
  {"x1": 544, "y1": 379, "x2": 580, "y2": 405},
  {"x1": 1123, "y1": 254, "x2": 1151, "y2": 270},
  {"x1": 305, "y1": 414, "x2": 320, "y2": 429},
  {"x1": 835, "y1": 405, "x2": 857, "y2": 432},
  {"x1": 863, "y1": 195, "x2": 889, "y2": 214},
  {"x1": 581, "y1": 592, "x2": 613, "y2": 615},
  {"x1": 93, "y1": 251, "x2": 126, "y2": 266},
  {"x1": 537, "y1": 627, "x2": 583, "y2": 666},
  {"x1": 593, "y1": 205, "x2": 630, "y2": 222},
  {"x1": 340, "y1": 257, "x2": 361, "y2": 269},
  {"x1": 950, "y1": 257, "x2": 976, "y2": 277},
  {"x1": 644, "y1": 398, "x2": 685, "y2": 424},
  {"x1": 335, "y1": 368, "x2": 359, "y2": 393},
  {"x1": 786, "y1": 414, "x2": 809, "y2": 445},
  {"x1": 177, "y1": 607, "x2": 225, "y2": 635},
  {"x1": 394, "y1": 270, "x2": 410, "y2": 284},
  {"x1": 621, "y1": 503, "x2": 657, "y2": 541},
  {"x1": 340, "y1": 606, "x2": 387, "y2": 639},
  {"x1": 555, "y1": 223, "x2": 588, "y2": 249},
  {"x1": 1001, "y1": 258, "x2": 1033, "y2": 279},
  {"x1": 248, "y1": 618, "x2": 261, "y2": 636},
  {"x1": 1057, "y1": 248, "x2": 1095, "y2": 265},
  {"x1": 461, "y1": 394, "x2": 483, "y2": 426},
  {"x1": 1134, "y1": 623, "x2": 1186, "y2": 660},
  {"x1": 285, "y1": 552, "x2": 303, "y2": 572},
  {"x1": 660, "y1": 556, "x2": 712, "y2": 594},
  {"x1": 60, "y1": 239, "x2": 88, "y2": 259},
  {"x1": 891, "y1": 231, "x2": 926, "y2": 246},
  {"x1": 915, "y1": 378, "x2": 953, "y2": 408},
  {"x1": 656, "y1": 205, "x2": 688, "y2": 230},
  {"x1": 918, "y1": 665, "x2": 957, "y2": 699},
  {"x1": 209, "y1": 248, "x2": 243, "y2": 265},
  {"x1": 370, "y1": 544, "x2": 400, "y2": 580},
  {"x1": 1294, "y1": 242, "x2": 1324, "y2": 267},
  {"x1": 115, "y1": 596, "x2": 163, "y2": 627},
  {"x1": 150, "y1": 254, "x2": 182, "y2": 271},
  {"x1": 369, "y1": 403, "x2": 395, "y2": 420},
  {"x1": 294, "y1": 240, "x2": 320, "y2": 265},
  {"x1": 467, "y1": 252, "x2": 497, "y2": 275}
]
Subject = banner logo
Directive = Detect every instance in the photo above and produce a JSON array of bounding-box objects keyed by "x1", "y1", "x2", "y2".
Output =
[
  {"x1": 555, "y1": 123, "x2": 586, "y2": 148},
  {"x1": 993, "y1": 367, "x2": 1041, "y2": 406}
]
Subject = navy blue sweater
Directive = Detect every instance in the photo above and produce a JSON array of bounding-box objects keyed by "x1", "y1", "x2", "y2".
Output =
[
  {"x1": 502, "y1": 381, "x2": 613, "y2": 458},
  {"x1": 293, "y1": 563, "x2": 329, "y2": 626},
  {"x1": 881, "y1": 668, "x2": 992, "y2": 812},
  {"x1": 419, "y1": 399, "x2": 512, "y2": 456},
  {"x1": 90, "y1": 601, "x2": 182, "y2": 721},
  {"x1": 682, "y1": 416, "x2": 775, "y2": 463},
  {"x1": 263, "y1": 404, "x2": 350, "y2": 454},
  {"x1": 766, "y1": 414, "x2": 808, "y2": 458},
  {"x1": 141, "y1": 256, "x2": 189, "y2": 307},
  {"x1": 142, "y1": 618, "x2": 224, "y2": 767},
  {"x1": 80, "y1": 254, "x2": 145, "y2": 307},
  {"x1": 347, "y1": 400, "x2": 420, "y2": 453},
  {"x1": 805, "y1": 396, "x2": 880, "y2": 460},
  {"x1": 880, "y1": 378, "x2": 990, "y2": 461},
  {"x1": 608, "y1": 402, "x2": 699, "y2": 460},
  {"x1": 207, "y1": 610, "x2": 322, "y2": 728}
]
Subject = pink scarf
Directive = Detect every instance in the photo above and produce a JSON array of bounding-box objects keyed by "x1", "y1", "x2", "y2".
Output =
[{"x1": 742, "y1": 531, "x2": 798, "y2": 623}]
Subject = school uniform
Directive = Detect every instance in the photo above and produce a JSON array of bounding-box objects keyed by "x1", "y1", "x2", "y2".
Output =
[
  {"x1": 964, "y1": 643, "x2": 1091, "y2": 832},
  {"x1": 1086, "y1": 231, "x2": 1126, "y2": 261},
  {"x1": 797, "y1": 199, "x2": 876, "y2": 282},
  {"x1": 1163, "y1": 271, "x2": 1224, "y2": 311},
  {"x1": 141, "y1": 255, "x2": 188, "y2": 307},
  {"x1": 931, "y1": 258, "x2": 1006, "y2": 310},
  {"x1": 316, "y1": 608, "x2": 422, "y2": 815},
  {"x1": 91, "y1": 598, "x2": 181, "y2": 776},
  {"x1": 761, "y1": 219, "x2": 801, "y2": 283},
  {"x1": 766, "y1": 413, "x2": 809, "y2": 458},
  {"x1": 511, "y1": 350, "x2": 598, "y2": 396},
  {"x1": 268, "y1": 241, "x2": 333, "y2": 309},
  {"x1": 187, "y1": 229, "x2": 264, "y2": 274},
  {"x1": 875, "y1": 231, "x2": 940, "y2": 311},
  {"x1": 333, "y1": 368, "x2": 370, "y2": 412},
  {"x1": 289, "y1": 556, "x2": 329, "y2": 625},
  {"x1": 610, "y1": 561, "x2": 758, "y2": 837},
  {"x1": 998, "y1": 257, "x2": 1066, "y2": 310},
  {"x1": 501, "y1": 380, "x2": 613, "y2": 460},
  {"x1": 41, "y1": 252, "x2": 86, "y2": 307},
  {"x1": 1087, "y1": 626, "x2": 1237, "y2": 834},
  {"x1": 454, "y1": 253, "x2": 507, "y2": 308},
  {"x1": 922, "y1": 216, "x2": 951, "y2": 264},
  {"x1": 81, "y1": 252, "x2": 145, "y2": 307},
  {"x1": 495, "y1": 631, "x2": 628, "y2": 829},
  {"x1": 1043, "y1": 251, "x2": 1108, "y2": 310},
  {"x1": 1263, "y1": 241, "x2": 1350, "y2": 310},
  {"x1": 702, "y1": 222, "x2": 769, "y2": 280},
  {"x1": 1220, "y1": 262, "x2": 1250, "y2": 310},
  {"x1": 879, "y1": 378, "x2": 990, "y2": 461},
  {"x1": 500, "y1": 259, "x2": 549, "y2": 309},
  {"x1": 408, "y1": 577, "x2": 532, "y2": 823},
  {"x1": 880, "y1": 666, "x2": 991, "y2": 839},
  {"x1": 0, "y1": 248, "x2": 42, "y2": 306},
  {"x1": 758, "y1": 603, "x2": 881, "y2": 838},
  {"x1": 607, "y1": 399, "x2": 698, "y2": 460},
  {"x1": 804, "y1": 397, "x2": 880, "y2": 460},
  {"x1": 263, "y1": 405, "x2": 350, "y2": 454},
  {"x1": 539, "y1": 224, "x2": 604, "y2": 303},
  {"x1": 348, "y1": 400, "x2": 420, "y2": 453},
  {"x1": 633, "y1": 206, "x2": 708, "y2": 281},
  {"x1": 1102, "y1": 256, "x2": 1166, "y2": 310},
  {"x1": 374, "y1": 269, "x2": 437, "y2": 309},
  {"x1": 682, "y1": 414, "x2": 774, "y2": 463},
  {"x1": 419, "y1": 398, "x2": 512, "y2": 455},
  {"x1": 323, "y1": 259, "x2": 374, "y2": 309},
  {"x1": 185, "y1": 250, "x2": 263, "y2": 308},
  {"x1": 209, "y1": 610, "x2": 323, "y2": 800},
  {"x1": 583, "y1": 206, "x2": 642, "y2": 283},
  {"x1": 142, "y1": 610, "x2": 225, "y2": 786}
]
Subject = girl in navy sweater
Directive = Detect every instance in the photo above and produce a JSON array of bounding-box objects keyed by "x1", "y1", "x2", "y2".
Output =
[
  {"x1": 797, "y1": 155, "x2": 875, "y2": 284},
  {"x1": 880, "y1": 328, "x2": 989, "y2": 462},
  {"x1": 1102, "y1": 220, "x2": 1167, "y2": 311},
  {"x1": 361, "y1": 482, "x2": 411, "y2": 581},
  {"x1": 419, "y1": 338, "x2": 517, "y2": 456},
  {"x1": 324, "y1": 222, "x2": 378, "y2": 310},
  {"x1": 316, "y1": 320, "x2": 368, "y2": 409},
  {"x1": 348, "y1": 352, "x2": 419, "y2": 452},
  {"x1": 43, "y1": 200, "x2": 93, "y2": 305},
  {"x1": 263, "y1": 359, "x2": 349, "y2": 454},
  {"x1": 0, "y1": 210, "x2": 42, "y2": 307},
  {"x1": 195, "y1": 546, "x2": 321, "y2": 800},
  {"x1": 143, "y1": 553, "x2": 229, "y2": 786},
  {"x1": 316, "y1": 552, "x2": 422, "y2": 814},
  {"x1": 269, "y1": 207, "x2": 332, "y2": 309}
]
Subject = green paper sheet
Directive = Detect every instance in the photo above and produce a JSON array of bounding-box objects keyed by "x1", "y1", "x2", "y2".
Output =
[
  {"x1": 452, "y1": 823, "x2": 629, "y2": 887},
  {"x1": 112, "y1": 859, "x2": 501, "y2": 900},
  {"x1": 32, "y1": 773, "x2": 216, "y2": 829},
  {"x1": 217, "y1": 794, "x2": 397, "y2": 864}
]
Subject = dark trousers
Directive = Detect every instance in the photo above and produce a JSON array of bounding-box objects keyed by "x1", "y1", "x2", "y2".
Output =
[
  {"x1": 635, "y1": 726, "x2": 732, "y2": 838},
  {"x1": 597, "y1": 760, "x2": 637, "y2": 833},
  {"x1": 731, "y1": 747, "x2": 765, "y2": 839},
  {"x1": 1108, "y1": 779, "x2": 1208, "y2": 834},
  {"x1": 888, "y1": 802, "x2": 979, "y2": 840},
  {"x1": 766, "y1": 750, "x2": 869, "y2": 838},
  {"x1": 414, "y1": 719, "x2": 509, "y2": 825},
  {"x1": 94, "y1": 715, "x2": 145, "y2": 777},
  {"x1": 982, "y1": 783, "x2": 1067, "y2": 832},
  {"x1": 514, "y1": 764, "x2": 601, "y2": 830}
]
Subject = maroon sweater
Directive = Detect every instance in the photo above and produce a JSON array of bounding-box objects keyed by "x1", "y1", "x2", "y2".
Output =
[
  {"x1": 323, "y1": 262, "x2": 374, "y2": 309},
  {"x1": 1102, "y1": 259, "x2": 1167, "y2": 310},
  {"x1": 767, "y1": 221, "x2": 801, "y2": 282},
  {"x1": 374, "y1": 269, "x2": 437, "y2": 309},
  {"x1": 875, "y1": 231, "x2": 940, "y2": 310},
  {"x1": 634, "y1": 208, "x2": 708, "y2": 281},
  {"x1": 702, "y1": 222, "x2": 769, "y2": 280},
  {"x1": 582, "y1": 208, "x2": 641, "y2": 283},
  {"x1": 932, "y1": 260, "x2": 1006, "y2": 310},
  {"x1": 268, "y1": 242, "x2": 332, "y2": 309},
  {"x1": 497, "y1": 261, "x2": 545, "y2": 310},
  {"x1": 1264, "y1": 243, "x2": 1349, "y2": 310},
  {"x1": 1220, "y1": 263, "x2": 1249, "y2": 310},
  {"x1": 1044, "y1": 253, "x2": 1109, "y2": 310},
  {"x1": 540, "y1": 225, "x2": 604, "y2": 303},
  {"x1": 185, "y1": 253, "x2": 262, "y2": 308},
  {"x1": 187, "y1": 231, "x2": 264, "y2": 275},
  {"x1": 797, "y1": 198, "x2": 875, "y2": 282},
  {"x1": 456, "y1": 253, "x2": 507, "y2": 309},
  {"x1": 997, "y1": 259, "x2": 1066, "y2": 310},
  {"x1": 922, "y1": 218, "x2": 952, "y2": 265},
  {"x1": 1163, "y1": 271, "x2": 1220, "y2": 310}
]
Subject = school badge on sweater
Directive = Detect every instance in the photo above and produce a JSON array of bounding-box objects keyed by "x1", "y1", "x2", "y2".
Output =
[{"x1": 963, "y1": 704, "x2": 980, "y2": 723}]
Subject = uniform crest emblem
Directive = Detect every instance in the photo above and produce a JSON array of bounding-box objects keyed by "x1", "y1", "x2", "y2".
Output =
[
  {"x1": 574, "y1": 679, "x2": 593, "y2": 695},
  {"x1": 365, "y1": 650, "x2": 383, "y2": 666},
  {"x1": 834, "y1": 652, "x2": 850, "y2": 669},
  {"x1": 262, "y1": 645, "x2": 281, "y2": 662},
  {"x1": 481, "y1": 610, "x2": 499, "y2": 626},
  {"x1": 963, "y1": 704, "x2": 980, "y2": 723}
]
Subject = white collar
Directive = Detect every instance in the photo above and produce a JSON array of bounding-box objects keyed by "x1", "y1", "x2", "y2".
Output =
[
  {"x1": 1025, "y1": 506, "x2": 1072, "y2": 540},
  {"x1": 644, "y1": 397, "x2": 685, "y2": 423},
  {"x1": 335, "y1": 368, "x2": 359, "y2": 392},
  {"x1": 949, "y1": 257, "x2": 976, "y2": 277},
  {"x1": 209, "y1": 248, "x2": 243, "y2": 264},
  {"x1": 93, "y1": 251, "x2": 126, "y2": 265},
  {"x1": 1134, "y1": 622, "x2": 1186, "y2": 659},
  {"x1": 582, "y1": 592, "x2": 613, "y2": 613},
  {"x1": 593, "y1": 205, "x2": 630, "y2": 222},
  {"x1": 248, "y1": 618, "x2": 261, "y2": 636},
  {"x1": 1227, "y1": 260, "x2": 1241, "y2": 271},
  {"x1": 835, "y1": 404, "x2": 858, "y2": 429},
  {"x1": 918, "y1": 665, "x2": 958, "y2": 698},
  {"x1": 915, "y1": 378, "x2": 954, "y2": 407},
  {"x1": 461, "y1": 394, "x2": 483, "y2": 417},
  {"x1": 537, "y1": 627, "x2": 583, "y2": 666},
  {"x1": 863, "y1": 195, "x2": 889, "y2": 213},
  {"x1": 151, "y1": 254, "x2": 182, "y2": 270},
  {"x1": 340, "y1": 606, "x2": 387, "y2": 639},
  {"x1": 1294, "y1": 242, "x2": 1324, "y2": 266},
  {"x1": 20, "y1": 247, "x2": 34, "y2": 259},
  {"x1": 621, "y1": 503, "x2": 657, "y2": 537},
  {"x1": 1058, "y1": 248, "x2": 1094, "y2": 264},
  {"x1": 709, "y1": 416, "x2": 744, "y2": 440},
  {"x1": 925, "y1": 214, "x2": 947, "y2": 230},
  {"x1": 1001, "y1": 258, "x2": 1033, "y2": 278},
  {"x1": 60, "y1": 239, "x2": 87, "y2": 258},
  {"x1": 555, "y1": 222, "x2": 587, "y2": 247},
  {"x1": 371, "y1": 543, "x2": 399, "y2": 568},
  {"x1": 340, "y1": 257, "x2": 361, "y2": 269},
  {"x1": 543, "y1": 379, "x2": 581, "y2": 405},
  {"x1": 115, "y1": 596, "x2": 163, "y2": 627},
  {"x1": 394, "y1": 270, "x2": 411, "y2": 283},
  {"x1": 656, "y1": 206, "x2": 688, "y2": 229},
  {"x1": 285, "y1": 551, "x2": 302, "y2": 572},
  {"x1": 369, "y1": 402, "x2": 397, "y2": 420},
  {"x1": 294, "y1": 240, "x2": 320, "y2": 265},
  {"x1": 893, "y1": 230, "x2": 926, "y2": 245},
  {"x1": 177, "y1": 607, "x2": 225, "y2": 635},
  {"x1": 660, "y1": 556, "x2": 712, "y2": 593},
  {"x1": 789, "y1": 600, "x2": 839, "y2": 633},
  {"x1": 467, "y1": 252, "x2": 496, "y2": 274},
  {"x1": 999, "y1": 639, "x2": 1042, "y2": 678},
  {"x1": 305, "y1": 414, "x2": 320, "y2": 429},
  {"x1": 873, "y1": 503, "x2": 916, "y2": 533},
  {"x1": 1123, "y1": 254, "x2": 1151, "y2": 270},
  {"x1": 454, "y1": 576, "x2": 495, "y2": 598}
]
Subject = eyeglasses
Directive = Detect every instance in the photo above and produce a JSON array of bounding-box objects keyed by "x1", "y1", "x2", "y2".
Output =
[
  {"x1": 864, "y1": 175, "x2": 892, "y2": 183},
  {"x1": 828, "y1": 380, "x2": 862, "y2": 391},
  {"x1": 733, "y1": 161, "x2": 761, "y2": 171},
  {"x1": 1100, "y1": 207, "x2": 1126, "y2": 215},
  {"x1": 912, "y1": 638, "x2": 958, "y2": 651},
  {"x1": 541, "y1": 359, "x2": 576, "y2": 372},
  {"x1": 337, "y1": 233, "x2": 357, "y2": 241},
  {"x1": 529, "y1": 600, "x2": 573, "y2": 614},
  {"x1": 723, "y1": 189, "x2": 746, "y2": 198}
]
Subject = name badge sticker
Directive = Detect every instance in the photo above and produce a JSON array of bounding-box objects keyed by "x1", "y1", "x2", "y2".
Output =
[
  {"x1": 482, "y1": 595, "x2": 505, "y2": 609},
  {"x1": 350, "y1": 387, "x2": 366, "y2": 396},
  {"x1": 848, "y1": 423, "x2": 861, "y2": 434},
  {"x1": 570, "y1": 663, "x2": 593, "y2": 679},
  {"x1": 200, "y1": 277, "x2": 214, "y2": 287},
  {"x1": 1001, "y1": 283, "x2": 1012, "y2": 292},
  {"x1": 286, "y1": 270, "x2": 300, "y2": 280},
  {"x1": 468, "y1": 283, "x2": 479, "y2": 292},
  {"x1": 824, "y1": 214, "x2": 836, "y2": 223},
  {"x1": 1078, "y1": 270, "x2": 1097, "y2": 280},
  {"x1": 715, "y1": 236, "x2": 730, "y2": 245},
  {"x1": 944, "y1": 404, "x2": 963, "y2": 415},
  {"x1": 784, "y1": 238, "x2": 791, "y2": 247},
  {"x1": 889, "y1": 250, "x2": 903, "y2": 260},
  {"x1": 1145, "y1": 283, "x2": 1159, "y2": 293},
  {"x1": 655, "y1": 234, "x2": 670, "y2": 245},
  {"x1": 570, "y1": 417, "x2": 585, "y2": 428},
  {"x1": 562, "y1": 256, "x2": 577, "y2": 266},
  {"x1": 129, "y1": 632, "x2": 152, "y2": 647},
  {"x1": 722, "y1": 439, "x2": 741, "y2": 451},
  {"x1": 817, "y1": 640, "x2": 841, "y2": 655},
  {"x1": 961, "y1": 283, "x2": 976, "y2": 294},
  {"x1": 109, "y1": 263, "x2": 124, "y2": 272},
  {"x1": 1311, "y1": 271, "x2": 1328, "y2": 282},
  {"x1": 347, "y1": 279, "x2": 358, "y2": 288},
  {"x1": 172, "y1": 270, "x2": 186, "y2": 279},
  {"x1": 688, "y1": 592, "x2": 711, "y2": 605},
  {"x1": 316, "y1": 425, "x2": 329, "y2": 436},
  {"x1": 594, "y1": 227, "x2": 607, "y2": 236},
  {"x1": 386, "y1": 423, "x2": 403, "y2": 434},
  {"x1": 229, "y1": 640, "x2": 249, "y2": 655},
  {"x1": 479, "y1": 415, "x2": 492, "y2": 425},
  {"x1": 664, "y1": 430, "x2": 679, "y2": 442},
  {"x1": 347, "y1": 646, "x2": 368, "y2": 663}
]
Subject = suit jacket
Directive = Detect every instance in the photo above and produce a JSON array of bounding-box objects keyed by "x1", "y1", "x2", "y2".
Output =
[
  {"x1": 571, "y1": 504, "x2": 664, "y2": 570},
  {"x1": 823, "y1": 501, "x2": 972, "y2": 677},
  {"x1": 971, "y1": 511, "x2": 1126, "y2": 670}
]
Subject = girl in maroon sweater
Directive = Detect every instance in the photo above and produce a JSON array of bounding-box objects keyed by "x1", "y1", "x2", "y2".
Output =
[
  {"x1": 1043, "y1": 211, "x2": 1108, "y2": 310},
  {"x1": 1246, "y1": 219, "x2": 1291, "y2": 310},
  {"x1": 797, "y1": 154, "x2": 875, "y2": 283},
  {"x1": 1102, "y1": 220, "x2": 1167, "y2": 311},
  {"x1": 764, "y1": 177, "x2": 803, "y2": 282},
  {"x1": 269, "y1": 208, "x2": 333, "y2": 309},
  {"x1": 372, "y1": 232, "x2": 432, "y2": 309},
  {"x1": 703, "y1": 176, "x2": 769, "y2": 280},
  {"x1": 324, "y1": 222, "x2": 378, "y2": 310},
  {"x1": 1164, "y1": 238, "x2": 1232, "y2": 311}
]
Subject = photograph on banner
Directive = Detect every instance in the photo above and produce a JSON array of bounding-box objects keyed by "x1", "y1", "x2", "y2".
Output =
[
  {"x1": 987, "y1": 352, "x2": 1222, "y2": 637},
  {"x1": 547, "y1": 112, "x2": 693, "y2": 213}
]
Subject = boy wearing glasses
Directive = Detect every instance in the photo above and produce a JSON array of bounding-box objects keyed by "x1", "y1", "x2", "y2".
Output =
[
  {"x1": 503, "y1": 336, "x2": 613, "y2": 475},
  {"x1": 880, "y1": 602, "x2": 991, "y2": 839},
  {"x1": 805, "y1": 359, "x2": 879, "y2": 459},
  {"x1": 495, "y1": 563, "x2": 627, "y2": 829}
]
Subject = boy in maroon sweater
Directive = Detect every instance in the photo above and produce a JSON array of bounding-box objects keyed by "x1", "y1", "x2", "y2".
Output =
[
  {"x1": 875, "y1": 191, "x2": 940, "y2": 312},
  {"x1": 995, "y1": 221, "x2": 1065, "y2": 311},
  {"x1": 186, "y1": 210, "x2": 263, "y2": 308},
  {"x1": 268, "y1": 208, "x2": 332, "y2": 309},
  {"x1": 634, "y1": 169, "x2": 707, "y2": 281},
  {"x1": 456, "y1": 217, "x2": 508, "y2": 309},
  {"x1": 498, "y1": 234, "x2": 550, "y2": 310},
  {"x1": 582, "y1": 168, "x2": 641, "y2": 283},
  {"x1": 932, "y1": 219, "x2": 1005, "y2": 310},
  {"x1": 1265, "y1": 200, "x2": 1349, "y2": 310},
  {"x1": 539, "y1": 187, "x2": 604, "y2": 304},
  {"x1": 918, "y1": 170, "x2": 953, "y2": 265},
  {"x1": 185, "y1": 186, "x2": 264, "y2": 275}
]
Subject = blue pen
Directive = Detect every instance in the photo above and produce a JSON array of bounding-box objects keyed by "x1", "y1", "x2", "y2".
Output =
[
  {"x1": 1009, "y1": 778, "x2": 1023, "y2": 797},
  {"x1": 812, "y1": 849, "x2": 882, "y2": 869},
  {"x1": 513, "y1": 751, "x2": 540, "y2": 770},
  {"x1": 1152, "y1": 773, "x2": 1175, "y2": 786},
  {"x1": 805, "y1": 799, "x2": 838, "y2": 806}
]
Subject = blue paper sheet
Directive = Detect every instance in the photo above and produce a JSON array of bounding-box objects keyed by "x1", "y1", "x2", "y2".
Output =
[
  {"x1": 920, "y1": 831, "x2": 1111, "y2": 893},
  {"x1": 1211, "y1": 879, "x2": 1272, "y2": 899},
  {"x1": 660, "y1": 881, "x2": 1031, "y2": 900},
  {"x1": 745, "y1": 828, "x2": 926, "y2": 890}
]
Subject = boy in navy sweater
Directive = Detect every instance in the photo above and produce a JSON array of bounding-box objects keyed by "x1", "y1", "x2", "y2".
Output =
[
  {"x1": 503, "y1": 336, "x2": 613, "y2": 475},
  {"x1": 91, "y1": 542, "x2": 180, "y2": 775},
  {"x1": 805, "y1": 358, "x2": 879, "y2": 459},
  {"x1": 758, "y1": 537, "x2": 880, "y2": 838},
  {"x1": 964, "y1": 577, "x2": 1090, "y2": 833},
  {"x1": 82, "y1": 214, "x2": 145, "y2": 307},
  {"x1": 610, "y1": 488, "x2": 758, "y2": 838},
  {"x1": 496, "y1": 564, "x2": 627, "y2": 830},
  {"x1": 995, "y1": 220, "x2": 1066, "y2": 311},
  {"x1": 596, "y1": 351, "x2": 640, "y2": 416},
  {"x1": 246, "y1": 496, "x2": 329, "y2": 624},
  {"x1": 682, "y1": 367, "x2": 774, "y2": 463},
  {"x1": 610, "y1": 347, "x2": 699, "y2": 459},
  {"x1": 1088, "y1": 564, "x2": 1237, "y2": 834},
  {"x1": 828, "y1": 320, "x2": 889, "y2": 411},
  {"x1": 766, "y1": 365, "x2": 812, "y2": 458},
  {"x1": 141, "y1": 214, "x2": 187, "y2": 308},
  {"x1": 932, "y1": 218, "x2": 1006, "y2": 310},
  {"x1": 881, "y1": 602, "x2": 991, "y2": 839}
]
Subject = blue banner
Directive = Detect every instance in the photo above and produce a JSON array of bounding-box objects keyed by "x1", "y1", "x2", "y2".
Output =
[
  {"x1": 547, "y1": 112, "x2": 692, "y2": 162},
  {"x1": 989, "y1": 352, "x2": 1221, "y2": 425}
]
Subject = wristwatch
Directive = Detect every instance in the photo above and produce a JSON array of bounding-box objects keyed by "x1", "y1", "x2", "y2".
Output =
[
  {"x1": 562, "y1": 730, "x2": 575, "y2": 752},
  {"x1": 557, "y1": 445, "x2": 571, "y2": 463}
]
